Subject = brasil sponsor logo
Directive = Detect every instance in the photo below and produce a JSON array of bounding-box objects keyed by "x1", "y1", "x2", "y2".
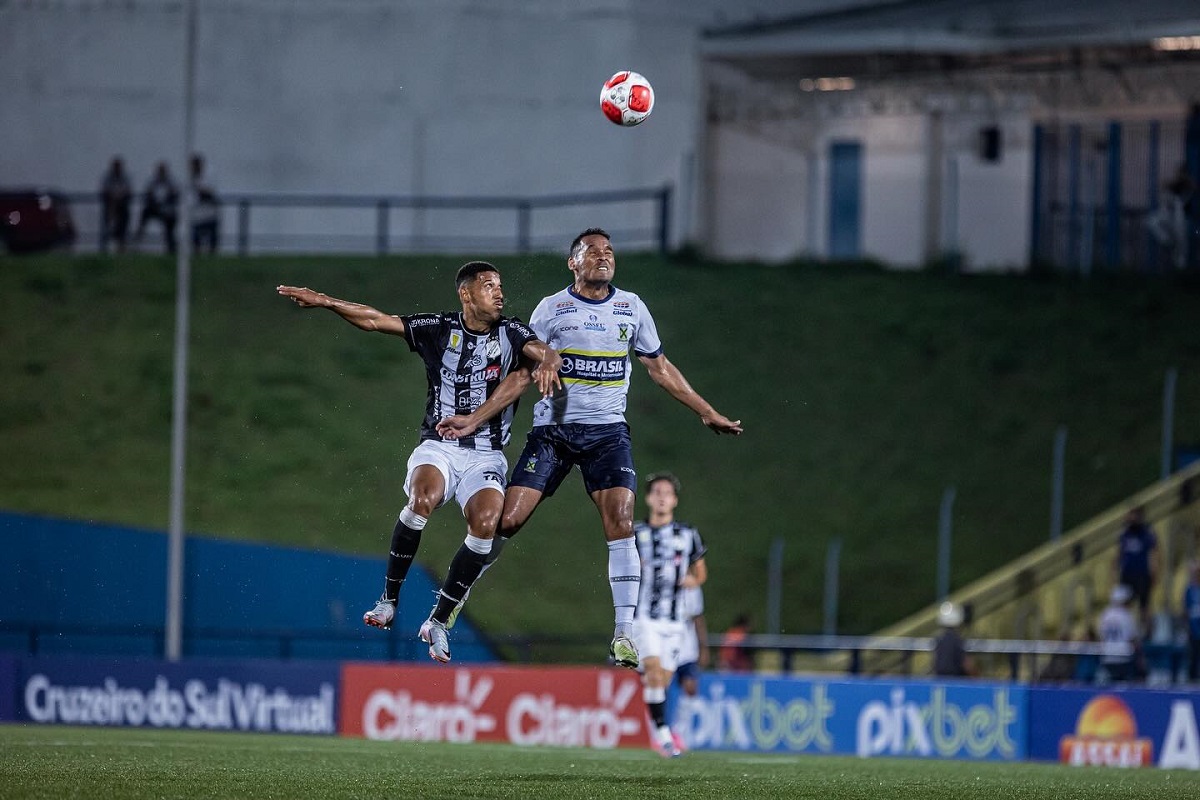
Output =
[{"x1": 560, "y1": 353, "x2": 626, "y2": 385}]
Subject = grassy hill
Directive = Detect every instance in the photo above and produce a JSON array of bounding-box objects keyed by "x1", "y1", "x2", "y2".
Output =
[{"x1": 3, "y1": 252, "x2": 1199, "y2": 648}]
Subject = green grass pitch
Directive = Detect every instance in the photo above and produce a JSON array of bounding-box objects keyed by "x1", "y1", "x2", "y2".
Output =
[{"x1": 2, "y1": 724, "x2": 1197, "y2": 799}]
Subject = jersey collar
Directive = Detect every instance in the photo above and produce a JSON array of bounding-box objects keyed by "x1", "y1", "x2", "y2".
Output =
[{"x1": 567, "y1": 285, "x2": 616, "y2": 304}]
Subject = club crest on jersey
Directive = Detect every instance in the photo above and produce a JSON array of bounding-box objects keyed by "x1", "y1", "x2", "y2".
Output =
[{"x1": 617, "y1": 323, "x2": 629, "y2": 342}]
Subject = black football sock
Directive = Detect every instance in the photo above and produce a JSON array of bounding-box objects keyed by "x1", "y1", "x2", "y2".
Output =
[
  {"x1": 381, "y1": 510, "x2": 426, "y2": 603},
  {"x1": 647, "y1": 700, "x2": 667, "y2": 729},
  {"x1": 431, "y1": 543, "x2": 489, "y2": 624}
]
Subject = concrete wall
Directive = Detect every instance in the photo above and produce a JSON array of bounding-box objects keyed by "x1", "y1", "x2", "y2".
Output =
[
  {"x1": 0, "y1": 0, "x2": 704, "y2": 252},
  {"x1": 704, "y1": 106, "x2": 1033, "y2": 271}
]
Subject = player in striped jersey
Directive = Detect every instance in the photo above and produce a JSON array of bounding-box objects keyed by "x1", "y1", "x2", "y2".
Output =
[
  {"x1": 631, "y1": 472, "x2": 706, "y2": 757},
  {"x1": 276, "y1": 261, "x2": 561, "y2": 662},
  {"x1": 433, "y1": 228, "x2": 739, "y2": 670}
]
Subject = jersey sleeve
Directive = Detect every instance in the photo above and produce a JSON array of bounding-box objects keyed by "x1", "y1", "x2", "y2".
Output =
[
  {"x1": 400, "y1": 313, "x2": 445, "y2": 356},
  {"x1": 633, "y1": 295, "x2": 663, "y2": 358},
  {"x1": 689, "y1": 528, "x2": 708, "y2": 563},
  {"x1": 528, "y1": 298, "x2": 553, "y2": 342},
  {"x1": 503, "y1": 317, "x2": 538, "y2": 351}
]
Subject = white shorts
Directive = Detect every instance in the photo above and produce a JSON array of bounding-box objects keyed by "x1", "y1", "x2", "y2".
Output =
[
  {"x1": 404, "y1": 439, "x2": 507, "y2": 514},
  {"x1": 676, "y1": 618, "x2": 700, "y2": 666},
  {"x1": 632, "y1": 617, "x2": 685, "y2": 673}
]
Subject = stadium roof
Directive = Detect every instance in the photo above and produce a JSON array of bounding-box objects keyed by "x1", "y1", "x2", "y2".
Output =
[{"x1": 702, "y1": 0, "x2": 1200, "y2": 87}]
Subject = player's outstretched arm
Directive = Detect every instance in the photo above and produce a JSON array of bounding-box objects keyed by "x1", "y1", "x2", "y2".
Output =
[
  {"x1": 521, "y1": 341, "x2": 563, "y2": 398},
  {"x1": 638, "y1": 353, "x2": 743, "y2": 435},
  {"x1": 435, "y1": 367, "x2": 533, "y2": 440},
  {"x1": 276, "y1": 285, "x2": 406, "y2": 335}
]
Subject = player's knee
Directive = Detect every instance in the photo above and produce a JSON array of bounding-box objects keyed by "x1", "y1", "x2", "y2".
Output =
[
  {"x1": 466, "y1": 509, "x2": 500, "y2": 539},
  {"x1": 407, "y1": 494, "x2": 439, "y2": 518},
  {"x1": 603, "y1": 518, "x2": 634, "y2": 541}
]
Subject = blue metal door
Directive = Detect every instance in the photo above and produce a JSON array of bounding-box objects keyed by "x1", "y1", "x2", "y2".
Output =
[{"x1": 829, "y1": 141, "x2": 862, "y2": 259}]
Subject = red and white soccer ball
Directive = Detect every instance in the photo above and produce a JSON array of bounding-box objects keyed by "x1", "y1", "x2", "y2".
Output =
[{"x1": 601, "y1": 71, "x2": 654, "y2": 127}]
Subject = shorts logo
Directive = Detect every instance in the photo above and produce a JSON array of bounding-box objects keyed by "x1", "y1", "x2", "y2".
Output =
[
  {"x1": 483, "y1": 471, "x2": 504, "y2": 484},
  {"x1": 523, "y1": 456, "x2": 538, "y2": 473},
  {"x1": 617, "y1": 323, "x2": 629, "y2": 342}
]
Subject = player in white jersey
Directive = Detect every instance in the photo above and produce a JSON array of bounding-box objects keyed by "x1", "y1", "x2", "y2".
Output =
[
  {"x1": 434, "y1": 228, "x2": 741, "y2": 670},
  {"x1": 631, "y1": 472, "x2": 706, "y2": 757},
  {"x1": 277, "y1": 262, "x2": 561, "y2": 663}
]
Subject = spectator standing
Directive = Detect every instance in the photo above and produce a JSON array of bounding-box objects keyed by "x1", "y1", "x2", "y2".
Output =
[
  {"x1": 135, "y1": 161, "x2": 179, "y2": 254},
  {"x1": 189, "y1": 153, "x2": 220, "y2": 254},
  {"x1": 1184, "y1": 560, "x2": 1200, "y2": 682},
  {"x1": 1148, "y1": 163, "x2": 1195, "y2": 271},
  {"x1": 932, "y1": 601, "x2": 977, "y2": 677},
  {"x1": 1113, "y1": 506, "x2": 1160, "y2": 623},
  {"x1": 718, "y1": 613, "x2": 753, "y2": 672},
  {"x1": 1098, "y1": 585, "x2": 1142, "y2": 683},
  {"x1": 98, "y1": 157, "x2": 132, "y2": 254}
]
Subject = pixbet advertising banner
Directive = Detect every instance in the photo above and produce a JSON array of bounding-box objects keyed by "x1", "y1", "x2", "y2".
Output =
[
  {"x1": 341, "y1": 663, "x2": 648, "y2": 748},
  {"x1": 671, "y1": 674, "x2": 1028, "y2": 761},
  {"x1": 1027, "y1": 687, "x2": 1200, "y2": 769},
  {"x1": 12, "y1": 656, "x2": 338, "y2": 734}
]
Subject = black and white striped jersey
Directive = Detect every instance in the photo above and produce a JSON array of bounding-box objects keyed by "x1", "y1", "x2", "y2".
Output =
[
  {"x1": 402, "y1": 312, "x2": 536, "y2": 451},
  {"x1": 632, "y1": 520, "x2": 707, "y2": 622}
]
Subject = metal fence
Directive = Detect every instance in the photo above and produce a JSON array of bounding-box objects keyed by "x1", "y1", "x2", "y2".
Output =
[
  {"x1": 66, "y1": 186, "x2": 674, "y2": 257},
  {"x1": 1031, "y1": 117, "x2": 1199, "y2": 273}
]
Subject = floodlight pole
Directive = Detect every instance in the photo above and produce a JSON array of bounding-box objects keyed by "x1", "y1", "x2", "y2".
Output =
[{"x1": 165, "y1": 0, "x2": 197, "y2": 662}]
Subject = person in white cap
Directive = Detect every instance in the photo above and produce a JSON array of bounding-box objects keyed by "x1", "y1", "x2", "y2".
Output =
[
  {"x1": 1098, "y1": 584, "x2": 1142, "y2": 682},
  {"x1": 932, "y1": 601, "x2": 977, "y2": 677}
]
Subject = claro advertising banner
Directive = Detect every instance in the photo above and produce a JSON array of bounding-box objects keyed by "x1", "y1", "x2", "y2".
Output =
[
  {"x1": 10, "y1": 656, "x2": 338, "y2": 734},
  {"x1": 671, "y1": 674, "x2": 1028, "y2": 761},
  {"x1": 340, "y1": 663, "x2": 648, "y2": 748},
  {"x1": 1027, "y1": 687, "x2": 1200, "y2": 769}
]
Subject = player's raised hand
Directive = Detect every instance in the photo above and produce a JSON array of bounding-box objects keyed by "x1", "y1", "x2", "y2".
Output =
[
  {"x1": 701, "y1": 412, "x2": 743, "y2": 436},
  {"x1": 277, "y1": 285, "x2": 326, "y2": 307},
  {"x1": 532, "y1": 351, "x2": 563, "y2": 398},
  {"x1": 436, "y1": 414, "x2": 481, "y2": 441}
]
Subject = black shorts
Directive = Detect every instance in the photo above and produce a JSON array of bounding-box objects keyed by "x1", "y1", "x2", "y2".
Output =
[{"x1": 508, "y1": 422, "x2": 637, "y2": 497}]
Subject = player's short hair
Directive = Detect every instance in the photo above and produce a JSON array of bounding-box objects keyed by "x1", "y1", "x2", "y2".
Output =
[
  {"x1": 455, "y1": 261, "x2": 498, "y2": 290},
  {"x1": 645, "y1": 471, "x2": 680, "y2": 494},
  {"x1": 570, "y1": 227, "x2": 610, "y2": 261}
]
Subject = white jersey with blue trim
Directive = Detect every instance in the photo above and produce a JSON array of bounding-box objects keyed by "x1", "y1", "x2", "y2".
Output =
[{"x1": 529, "y1": 285, "x2": 662, "y2": 426}]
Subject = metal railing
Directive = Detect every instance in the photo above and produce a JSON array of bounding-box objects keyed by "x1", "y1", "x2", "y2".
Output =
[
  {"x1": 65, "y1": 186, "x2": 674, "y2": 256},
  {"x1": 5, "y1": 622, "x2": 1192, "y2": 686}
]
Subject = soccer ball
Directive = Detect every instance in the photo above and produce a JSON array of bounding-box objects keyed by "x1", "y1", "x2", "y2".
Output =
[{"x1": 601, "y1": 71, "x2": 654, "y2": 127}]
